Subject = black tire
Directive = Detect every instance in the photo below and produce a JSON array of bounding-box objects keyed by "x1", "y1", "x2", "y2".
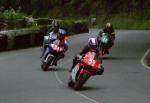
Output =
[
  {"x1": 74, "y1": 73, "x2": 90, "y2": 91},
  {"x1": 41, "y1": 62, "x2": 49, "y2": 71},
  {"x1": 99, "y1": 66, "x2": 104, "y2": 75},
  {"x1": 68, "y1": 76, "x2": 75, "y2": 88},
  {"x1": 41, "y1": 56, "x2": 53, "y2": 71}
]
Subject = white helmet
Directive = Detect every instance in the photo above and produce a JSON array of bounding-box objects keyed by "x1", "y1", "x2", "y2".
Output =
[{"x1": 88, "y1": 38, "x2": 98, "y2": 48}]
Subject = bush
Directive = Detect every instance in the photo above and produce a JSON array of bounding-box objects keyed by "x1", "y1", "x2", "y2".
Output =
[
  {"x1": 57, "y1": 19, "x2": 89, "y2": 35},
  {"x1": 71, "y1": 20, "x2": 89, "y2": 33},
  {"x1": 0, "y1": 8, "x2": 26, "y2": 20},
  {"x1": 90, "y1": 14, "x2": 150, "y2": 30},
  {"x1": 35, "y1": 18, "x2": 51, "y2": 25}
]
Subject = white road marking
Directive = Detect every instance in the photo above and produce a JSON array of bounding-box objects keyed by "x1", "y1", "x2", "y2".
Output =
[
  {"x1": 54, "y1": 60, "x2": 70, "y2": 85},
  {"x1": 141, "y1": 48, "x2": 150, "y2": 70},
  {"x1": 54, "y1": 60, "x2": 100, "y2": 103},
  {"x1": 54, "y1": 72, "x2": 64, "y2": 84},
  {"x1": 75, "y1": 92, "x2": 100, "y2": 103}
]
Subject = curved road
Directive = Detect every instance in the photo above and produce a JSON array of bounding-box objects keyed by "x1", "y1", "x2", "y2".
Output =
[{"x1": 0, "y1": 29, "x2": 150, "y2": 103}]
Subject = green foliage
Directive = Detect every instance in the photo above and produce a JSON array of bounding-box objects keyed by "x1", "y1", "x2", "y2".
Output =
[
  {"x1": 0, "y1": 8, "x2": 26, "y2": 20},
  {"x1": 35, "y1": 18, "x2": 51, "y2": 25},
  {"x1": 0, "y1": 0, "x2": 149, "y2": 29},
  {"x1": 1, "y1": 0, "x2": 150, "y2": 18},
  {"x1": 56, "y1": 19, "x2": 89, "y2": 35},
  {"x1": 93, "y1": 14, "x2": 150, "y2": 30}
]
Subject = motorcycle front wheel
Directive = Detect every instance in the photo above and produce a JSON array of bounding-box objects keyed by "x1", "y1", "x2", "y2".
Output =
[
  {"x1": 68, "y1": 76, "x2": 75, "y2": 88},
  {"x1": 41, "y1": 56, "x2": 53, "y2": 71},
  {"x1": 74, "y1": 72, "x2": 90, "y2": 91},
  {"x1": 41, "y1": 62, "x2": 49, "y2": 71}
]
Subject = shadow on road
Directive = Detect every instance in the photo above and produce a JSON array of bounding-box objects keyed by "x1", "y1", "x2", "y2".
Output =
[
  {"x1": 79, "y1": 86, "x2": 101, "y2": 91},
  {"x1": 103, "y1": 56, "x2": 138, "y2": 60},
  {"x1": 42, "y1": 67, "x2": 68, "y2": 72},
  {"x1": 103, "y1": 56, "x2": 123, "y2": 60}
]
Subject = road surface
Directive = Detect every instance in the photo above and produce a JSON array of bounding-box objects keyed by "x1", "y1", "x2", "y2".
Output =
[{"x1": 0, "y1": 29, "x2": 150, "y2": 103}]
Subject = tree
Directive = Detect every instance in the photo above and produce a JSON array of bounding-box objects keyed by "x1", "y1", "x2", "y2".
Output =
[{"x1": 19, "y1": 0, "x2": 32, "y2": 14}]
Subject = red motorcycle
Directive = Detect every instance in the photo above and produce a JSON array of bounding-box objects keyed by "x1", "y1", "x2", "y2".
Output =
[{"x1": 68, "y1": 51, "x2": 103, "y2": 90}]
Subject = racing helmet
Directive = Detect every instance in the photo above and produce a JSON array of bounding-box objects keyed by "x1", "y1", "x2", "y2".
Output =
[
  {"x1": 104, "y1": 22, "x2": 113, "y2": 32},
  {"x1": 51, "y1": 20, "x2": 59, "y2": 32},
  {"x1": 58, "y1": 29, "x2": 66, "y2": 40},
  {"x1": 88, "y1": 38, "x2": 98, "y2": 49}
]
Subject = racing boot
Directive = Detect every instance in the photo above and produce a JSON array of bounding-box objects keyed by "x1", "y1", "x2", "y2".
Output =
[{"x1": 97, "y1": 65, "x2": 104, "y2": 75}]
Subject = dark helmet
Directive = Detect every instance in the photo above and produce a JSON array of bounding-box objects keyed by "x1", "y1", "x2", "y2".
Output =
[
  {"x1": 51, "y1": 20, "x2": 59, "y2": 27},
  {"x1": 57, "y1": 29, "x2": 66, "y2": 40},
  {"x1": 51, "y1": 20, "x2": 59, "y2": 32}
]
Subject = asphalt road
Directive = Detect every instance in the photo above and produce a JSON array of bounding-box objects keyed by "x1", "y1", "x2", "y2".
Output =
[{"x1": 0, "y1": 29, "x2": 150, "y2": 103}]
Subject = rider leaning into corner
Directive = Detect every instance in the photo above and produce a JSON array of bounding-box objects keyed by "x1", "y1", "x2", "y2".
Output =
[
  {"x1": 69, "y1": 38, "x2": 104, "y2": 75},
  {"x1": 97, "y1": 22, "x2": 116, "y2": 54},
  {"x1": 41, "y1": 28, "x2": 68, "y2": 66},
  {"x1": 41, "y1": 20, "x2": 66, "y2": 58}
]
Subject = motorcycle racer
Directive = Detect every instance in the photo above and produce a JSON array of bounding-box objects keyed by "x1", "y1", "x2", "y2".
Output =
[
  {"x1": 69, "y1": 38, "x2": 104, "y2": 75},
  {"x1": 41, "y1": 28, "x2": 68, "y2": 66},
  {"x1": 97, "y1": 22, "x2": 115, "y2": 54},
  {"x1": 41, "y1": 20, "x2": 60, "y2": 58}
]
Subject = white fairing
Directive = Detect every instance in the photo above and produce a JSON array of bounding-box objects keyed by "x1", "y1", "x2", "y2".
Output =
[
  {"x1": 44, "y1": 36, "x2": 49, "y2": 44},
  {"x1": 44, "y1": 54, "x2": 54, "y2": 65},
  {"x1": 49, "y1": 32, "x2": 57, "y2": 40},
  {"x1": 71, "y1": 64, "x2": 79, "y2": 82},
  {"x1": 44, "y1": 32, "x2": 57, "y2": 44}
]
